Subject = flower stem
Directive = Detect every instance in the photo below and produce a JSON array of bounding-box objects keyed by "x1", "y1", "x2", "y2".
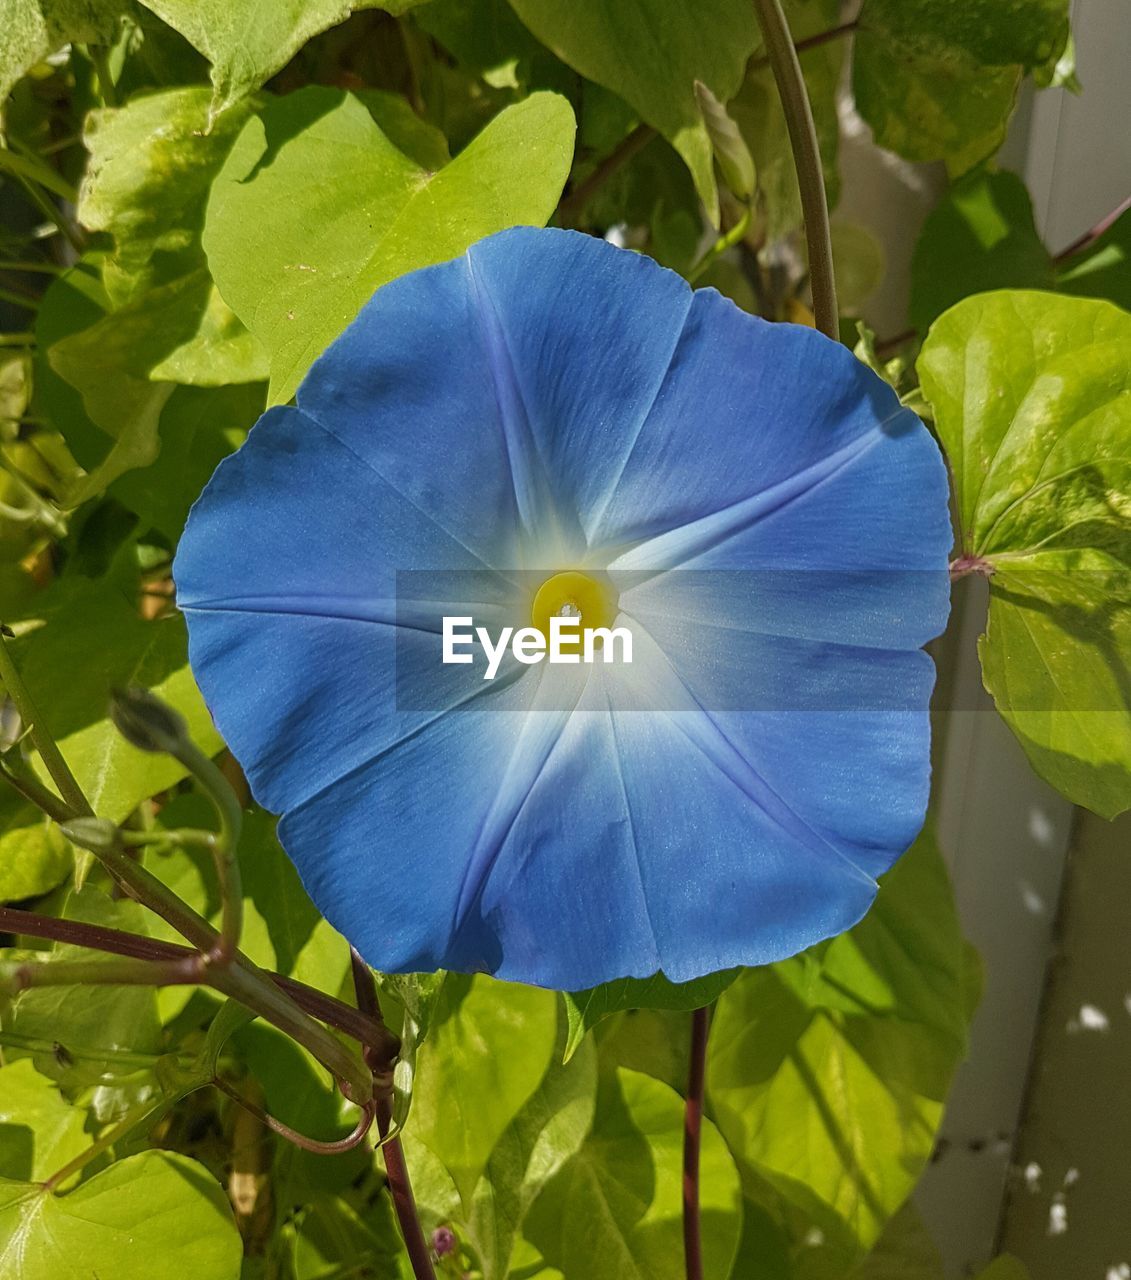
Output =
[
  {"x1": 169, "y1": 739, "x2": 244, "y2": 964},
  {"x1": 351, "y1": 949, "x2": 436, "y2": 1280},
  {"x1": 750, "y1": 0, "x2": 839, "y2": 338},
  {"x1": 687, "y1": 207, "x2": 753, "y2": 284},
  {"x1": 683, "y1": 1006, "x2": 710, "y2": 1280}
]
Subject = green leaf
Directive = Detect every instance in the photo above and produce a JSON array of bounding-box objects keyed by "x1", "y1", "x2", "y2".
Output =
[
  {"x1": 292, "y1": 1194, "x2": 409, "y2": 1280},
  {"x1": 110, "y1": 383, "x2": 263, "y2": 542},
  {"x1": 729, "y1": 0, "x2": 844, "y2": 240},
  {"x1": 407, "y1": 1019, "x2": 598, "y2": 1280},
  {"x1": 8, "y1": 577, "x2": 222, "y2": 821},
  {"x1": 707, "y1": 828, "x2": 971, "y2": 1271},
  {"x1": 506, "y1": 0, "x2": 758, "y2": 224},
  {"x1": 48, "y1": 269, "x2": 266, "y2": 504},
  {"x1": 0, "y1": 1150, "x2": 242, "y2": 1280},
  {"x1": 0, "y1": 0, "x2": 123, "y2": 117},
  {"x1": 910, "y1": 170, "x2": 1054, "y2": 334},
  {"x1": 562, "y1": 969, "x2": 738, "y2": 1063},
  {"x1": 693, "y1": 80, "x2": 755, "y2": 203},
  {"x1": 409, "y1": 972, "x2": 558, "y2": 1210},
  {"x1": 204, "y1": 86, "x2": 575, "y2": 403},
  {"x1": 39, "y1": 88, "x2": 267, "y2": 503},
  {"x1": 0, "y1": 1059, "x2": 88, "y2": 1182},
  {"x1": 853, "y1": 0, "x2": 1070, "y2": 172},
  {"x1": 918, "y1": 290, "x2": 1131, "y2": 817},
  {"x1": 35, "y1": 266, "x2": 262, "y2": 535},
  {"x1": 524, "y1": 1068, "x2": 743, "y2": 1280},
  {"x1": 1057, "y1": 206, "x2": 1131, "y2": 311},
  {"x1": 134, "y1": 0, "x2": 426, "y2": 116},
  {"x1": 0, "y1": 792, "x2": 71, "y2": 904},
  {"x1": 416, "y1": 0, "x2": 564, "y2": 93}
]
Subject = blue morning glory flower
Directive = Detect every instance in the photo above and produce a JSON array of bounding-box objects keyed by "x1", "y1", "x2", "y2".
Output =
[{"x1": 174, "y1": 227, "x2": 950, "y2": 991}]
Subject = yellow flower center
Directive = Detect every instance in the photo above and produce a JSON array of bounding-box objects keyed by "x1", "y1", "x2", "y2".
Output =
[{"x1": 531, "y1": 571, "x2": 618, "y2": 651}]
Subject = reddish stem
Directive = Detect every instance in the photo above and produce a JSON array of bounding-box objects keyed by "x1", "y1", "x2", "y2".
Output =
[
  {"x1": 683, "y1": 1006, "x2": 710, "y2": 1280},
  {"x1": 1054, "y1": 193, "x2": 1131, "y2": 264},
  {"x1": 749, "y1": 18, "x2": 858, "y2": 70},
  {"x1": 0, "y1": 905, "x2": 395, "y2": 1060},
  {"x1": 557, "y1": 124, "x2": 655, "y2": 226},
  {"x1": 949, "y1": 554, "x2": 995, "y2": 581},
  {"x1": 350, "y1": 949, "x2": 436, "y2": 1280}
]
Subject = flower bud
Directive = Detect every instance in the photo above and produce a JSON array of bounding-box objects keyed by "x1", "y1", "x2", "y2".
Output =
[
  {"x1": 58, "y1": 816, "x2": 120, "y2": 853},
  {"x1": 110, "y1": 686, "x2": 190, "y2": 755},
  {"x1": 431, "y1": 1226, "x2": 456, "y2": 1258}
]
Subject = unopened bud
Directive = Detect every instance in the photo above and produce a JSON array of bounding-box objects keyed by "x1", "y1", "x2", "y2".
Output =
[
  {"x1": 694, "y1": 80, "x2": 756, "y2": 203},
  {"x1": 58, "y1": 816, "x2": 120, "y2": 853},
  {"x1": 432, "y1": 1226, "x2": 456, "y2": 1258},
  {"x1": 110, "y1": 686, "x2": 189, "y2": 755}
]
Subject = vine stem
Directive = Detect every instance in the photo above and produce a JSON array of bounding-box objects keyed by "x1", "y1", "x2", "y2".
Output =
[
  {"x1": 749, "y1": 18, "x2": 858, "y2": 72},
  {"x1": 351, "y1": 949, "x2": 436, "y2": 1280},
  {"x1": 683, "y1": 1006, "x2": 710, "y2": 1280},
  {"x1": 0, "y1": 630, "x2": 91, "y2": 815},
  {"x1": 42, "y1": 1097, "x2": 174, "y2": 1191},
  {"x1": 750, "y1": 0, "x2": 839, "y2": 338},
  {"x1": 1053, "y1": 192, "x2": 1131, "y2": 263},
  {"x1": 0, "y1": 641, "x2": 377, "y2": 1099},
  {"x1": 0, "y1": 902, "x2": 394, "y2": 1054},
  {"x1": 557, "y1": 124, "x2": 656, "y2": 227}
]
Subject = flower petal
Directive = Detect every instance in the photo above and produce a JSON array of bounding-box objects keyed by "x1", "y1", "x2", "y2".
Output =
[{"x1": 175, "y1": 405, "x2": 523, "y2": 812}]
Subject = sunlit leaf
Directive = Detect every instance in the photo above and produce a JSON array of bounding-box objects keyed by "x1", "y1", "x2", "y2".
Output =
[
  {"x1": 0, "y1": 793, "x2": 71, "y2": 904},
  {"x1": 134, "y1": 0, "x2": 427, "y2": 116},
  {"x1": 78, "y1": 87, "x2": 253, "y2": 305},
  {"x1": 919, "y1": 290, "x2": 1131, "y2": 817},
  {"x1": 204, "y1": 86, "x2": 575, "y2": 403},
  {"x1": 407, "y1": 1018, "x2": 598, "y2": 1280},
  {"x1": 0, "y1": 1059, "x2": 88, "y2": 1182},
  {"x1": 9, "y1": 578, "x2": 222, "y2": 820},
  {"x1": 409, "y1": 973, "x2": 558, "y2": 1210},
  {"x1": 853, "y1": 0, "x2": 1070, "y2": 172},
  {"x1": 708, "y1": 828, "x2": 971, "y2": 1273},
  {"x1": 0, "y1": 1151, "x2": 242, "y2": 1280},
  {"x1": 523, "y1": 1067, "x2": 743, "y2": 1280}
]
